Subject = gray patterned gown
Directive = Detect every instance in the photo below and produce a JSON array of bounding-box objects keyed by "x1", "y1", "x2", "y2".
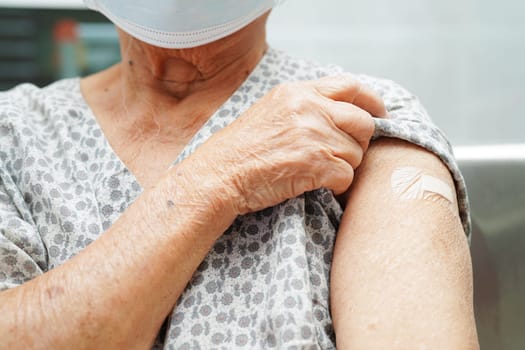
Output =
[{"x1": 0, "y1": 48, "x2": 470, "y2": 349}]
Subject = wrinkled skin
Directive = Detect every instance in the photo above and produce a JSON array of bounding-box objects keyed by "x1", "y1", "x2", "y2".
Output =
[
  {"x1": 0, "y1": 73, "x2": 388, "y2": 350},
  {"x1": 184, "y1": 74, "x2": 387, "y2": 215}
]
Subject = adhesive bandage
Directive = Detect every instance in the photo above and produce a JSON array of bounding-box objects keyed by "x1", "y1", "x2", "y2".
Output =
[{"x1": 391, "y1": 167, "x2": 454, "y2": 204}]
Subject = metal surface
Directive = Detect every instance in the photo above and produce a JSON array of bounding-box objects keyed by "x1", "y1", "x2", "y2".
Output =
[{"x1": 458, "y1": 147, "x2": 525, "y2": 350}]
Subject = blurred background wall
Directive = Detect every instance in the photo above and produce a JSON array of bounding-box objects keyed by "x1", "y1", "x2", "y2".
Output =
[
  {"x1": 0, "y1": 5, "x2": 119, "y2": 89},
  {"x1": 267, "y1": 0, "x2": 525, "y2": 146}
]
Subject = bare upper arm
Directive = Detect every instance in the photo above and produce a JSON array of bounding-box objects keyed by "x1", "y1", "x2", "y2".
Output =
[{"x1": 330, "y1": 138, "x2": 478, "y2": 349}]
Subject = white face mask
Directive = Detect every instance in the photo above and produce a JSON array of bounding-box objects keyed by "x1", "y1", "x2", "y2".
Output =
[{"x1": 84, "y1": 0, "x2": 281, "y2": 49}]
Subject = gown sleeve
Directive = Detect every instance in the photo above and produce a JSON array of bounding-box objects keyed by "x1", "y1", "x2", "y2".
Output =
[
  {"x1": 0, "y1": 181, "x2": 47, "y2": 291},
  {"x1": 358, "y1": 74, "x2": 471, "y2": 238}
]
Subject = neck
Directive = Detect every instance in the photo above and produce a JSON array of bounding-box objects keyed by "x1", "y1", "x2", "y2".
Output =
[
  {"x1": 117, "y1": 13, "x2": 269, "y2": 109},
  {"x1": 81, "y1": 13, "x2": 269, "y2": 145}
]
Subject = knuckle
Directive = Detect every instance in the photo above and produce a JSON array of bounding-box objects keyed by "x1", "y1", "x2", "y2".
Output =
[
  {"x1": 353, "y1": 149, "x2": 364, "y2": 168},
  {"x1": 272, "y1": 83, "x2": 313, "y2": 114},
  {"x1": 330, "y1": 162, "x2": 354, "y2": 194},
  {"x1": 337, "y1": 72, "x2": 357, "y2": 84},
  {"x1": 363, "y1": 111, "x2": 375, "y2": 133},
  {"x1": 340, "y1": 170, "x2": 355, "y2": 192},
  {"x1": 362, "y1": 117, "x2": 376, "y2": 147},
  {"x1": 360, "y1": 138, "x2": 371, "y2": 153},
  {"x1": 337, "y1": 73, "x2": 359, "y2": 91},
  {"x1": 342, "y1": 141, "x2": 364, "y2": 169},
  {"x1": 356, "y1": 110, "x2": 375, "y2": 136},
  {"x1": 287, "y1": 95, "x2": 306, "y2": 114},
  {"x1": 272, "y1": 82, "x2": 297, "y2": 99}
]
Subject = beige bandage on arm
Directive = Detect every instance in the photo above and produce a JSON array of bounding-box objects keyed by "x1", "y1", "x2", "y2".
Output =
[{"x1": 391, "y1": 167, "x2": 455, "y2": 204}]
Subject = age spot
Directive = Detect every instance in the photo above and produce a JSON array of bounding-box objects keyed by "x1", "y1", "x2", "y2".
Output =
[{"x1": 45, "y1": 286, "x2": 65, "y2": 300}]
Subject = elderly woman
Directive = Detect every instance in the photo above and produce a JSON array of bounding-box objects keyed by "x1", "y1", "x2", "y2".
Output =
[{"x1": 0, "y1": 1, "x2": 478, "y2": 349}]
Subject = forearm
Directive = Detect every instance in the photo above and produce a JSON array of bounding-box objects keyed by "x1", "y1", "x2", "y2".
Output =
[
  {"x1": 0, "y1": 164, "x2": 236, "y2": 349},
  {"x1": 330, "y1": 138, "x2": 478, "y2": 349}
]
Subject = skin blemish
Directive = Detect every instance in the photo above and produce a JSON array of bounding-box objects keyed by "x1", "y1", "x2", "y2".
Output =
[
  {"x1": 167, "y1": 200, "x2": 175, "y2": 208},
  {"x1": 128, "y1": 60, "x2": 134, "y2": 67},
  {"x1": 45, "y1": 286, "x2": 65, "y2": 300}
]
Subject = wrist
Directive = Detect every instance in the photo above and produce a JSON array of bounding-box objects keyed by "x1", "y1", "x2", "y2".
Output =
[{"x1": 165, "y1": 158, "x2": 239, "y2": 232}]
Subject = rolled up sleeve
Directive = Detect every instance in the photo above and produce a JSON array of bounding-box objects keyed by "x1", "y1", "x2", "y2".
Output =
[{"x1": 358, "y1": 75, "x2": 471, "y2": 239}]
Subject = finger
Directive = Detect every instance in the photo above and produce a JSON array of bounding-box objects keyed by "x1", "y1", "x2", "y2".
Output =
[
  {"x1": 353, "y1": 84, "x2": 387, "y2": 118},
  {"x1": 321, "y1": 100, "x2": 375, "y2": 151},
  {"x1": 319, "y1": 157, "x2": 355, "y2": 195},
  {"x1": 319, "y1": 122, "x2": 365, "y2": 169},
  {"x1": 311, "y1": 74, "x2": 387, "y2": 118}
]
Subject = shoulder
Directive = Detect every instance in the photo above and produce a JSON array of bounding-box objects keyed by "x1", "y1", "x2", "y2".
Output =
[
  {"x1": 269, "y1": 49, "x2": 427, "y2": 115},
  {"x1": 0, "y1": 78, "x2": 85, "y2": 140},
  {"x1": 0, "y1": 78, "x2": 88, "y2": 170},
  {"x1": 267, "y1": 48, "x2": 345, "y2": 82},
  {"x1": 0, "y1": 78, "x2": 83, "y2": 123}
]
